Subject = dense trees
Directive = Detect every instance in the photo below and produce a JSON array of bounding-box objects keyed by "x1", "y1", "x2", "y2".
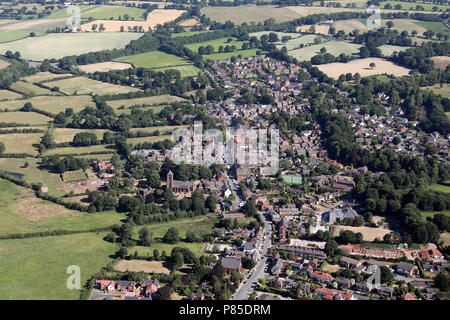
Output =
[
  {"x1": 41, "y1": 155, "x2": 88, "y2": 173},
  {"x1": 72, "y1": 132, "x2": 100, "y2": 147}
]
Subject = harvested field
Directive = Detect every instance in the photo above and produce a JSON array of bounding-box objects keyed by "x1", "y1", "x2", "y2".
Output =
[
  {"x1": 0, "y1": 111, "x2": 53, "y2": 126},
  {"x1": 80, "y1": 9, "x2": 185, "y2": 32},
  {"x1": 0, "y1": 89, "x2": 22, "y2": 100},
  {"x1": 430, "y1": 56, "x2": 450, "y2": 70},
  {"x1": 178, "y1": 18, "x2": 200, "y2": 27},
  {"x1": 114, "y1": 259, "x2": 171, "y2": 274},
  {"x1": 333, "y1": 225, "x2": 392, "y2": 242},
  {"x1": 0, "y1": 95, "x2": 94, "y2": 113},
  {"x1": 77, "y1": 61, "x2": 132, "y2": 73},
  {"x1": 9, "y1": 81, "x2": 60, "y2": 96},
  {"x1": 44, "y1": 76, "x2": 141, "y2": 95},
  {"x1": 106, "y1": 94, "x2": 185, "y2": 109},
  {"x1": 317, "y1": 58, "x2": 411, "y2": 79},
  {"x1": 0, "y1": 33, "x2": 143, "y2": 61},
  {"x1": 0, "y1": 18, "x2": 66, "y2": 31},
  {"x1": 21, "y1": 72, "x2": 71, "y2": 83},
  {"x1": 297, "y1": 24, "x2": 331, "y2": 35}
]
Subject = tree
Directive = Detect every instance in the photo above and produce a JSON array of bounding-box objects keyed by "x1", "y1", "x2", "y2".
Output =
[
  {"x1": 117, "y1": 247, "x2": 128, "y2": 258},
  {"x1": 171, "y1": 252, "x2": 184, "y2": 271},
  {"x1": 369, "y1": 62, "x2": 376, "y2": 69},
  {"x1": 434, "y1": 272, "x2": 449, "y2": 292},
  {"x1": 324, "y1": 239, "x2": 338, "y2": 257},
  {"x1": 163, "y1": 227, "x2": 180, "y2": 244},
  {"x1": 386, "y1": 21, "x2": 394, "y2": 28},
  {"x1": 244, "y1": 200, "x2": 257, "y2": 217},
  {"x1": 0, "y1": 141, "x2": 4, "y2": 154},
  {"x1": 205, "y1": 194, "x2": 217, "y2": 213},
  {"x1": 156, "y1": 285, "x2": 172, "y2": 300},
  {"x1": 380, "y1": 266, "x2": 394, "y2": 284},
  {"x1": 138, "y1": 227, "x2": 153, "y2": 246},
  {"x1": 91, "y1": 23, "x2": 98, "y2": 32}
]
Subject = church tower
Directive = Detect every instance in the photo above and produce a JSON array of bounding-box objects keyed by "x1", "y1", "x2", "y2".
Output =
[{"x1": 167, "y1": 170, "x2": 174, "y2": 189}]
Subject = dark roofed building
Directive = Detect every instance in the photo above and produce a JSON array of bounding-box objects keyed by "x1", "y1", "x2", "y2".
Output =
[{"x1": 221, "y1": 257, "x2": 242, "y2": 275}]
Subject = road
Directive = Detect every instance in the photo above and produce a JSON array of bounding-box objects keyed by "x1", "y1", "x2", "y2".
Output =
[{"x1": 232, "y1": 210, "x2": 273, "y2": 300}]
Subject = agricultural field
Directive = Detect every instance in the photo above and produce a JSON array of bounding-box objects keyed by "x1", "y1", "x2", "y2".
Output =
[
  {"x1": 0, "y1": 232, "x2": 117, "y2": 299},
  {"x1": 0, "y1": 89, "x2": 21, "y2": 100},
  {"x1": 287, "y1": 40, "x2": 362, "y2": 62},
  {"x1": 129, "y1": 125, "x2": 188, "y2": 135},
  {"x1": 177, "y1": 18, "x2": 200, "y2": 27},
  {"x1": 106, "y1": 94, "x2": 184, "y2": 109},
  {"x1": 0, "y1": 95, "x2": 95, "y2": 114},
  {"x1": 415, "y1": 21, "x2": 450, "y2": 38},
  {"x1": 79, "y1": 9, "x2": 185, "y2": 32},
  {"x1": 202, "y1": 48, "x2": 261, "y2": 60},
  {"x1": 0, "y1": 32, "x2": 143, "y2": 61},
  {"x1": 333, "y1": 19, "x2": 370, "y2": 34},
  {"x1": 116, "y1": 105, "x2": 168, "y2": 115},
  {"x1": 0, "y1": 29, "x2": 30, "y2": 43},
  {"x1": 277, "y1": 34, "x2": 319, "y2": 51},
  {"x1": 73, "y1": 5, "x2": 147, "y2": 20},
  {"x1": 333, "y1": 225, "x2": 392, "y2": 242},
  {"x1": 44, "y1": 76, "x2": 141, "y2": 95},
  {"x1": 297, "y1": 24, "x2": 331, "y2": 35},
  {"x1": 430, "y1": 56, "x2": 450, "y2": 70},
  {"x1": 317, "y1": 58, "x2": 411, "y2": 79},
  {"x1": 9, "y1": 81, "x2": 60, "y2": 96},
  {"x1": 21, "y1": 72, "x2": 72, "y2": 83},
  {"x1": 172, "y1": 30, "x2": 212, "y2": 38},
  {"x1": 378, "y1": 44, "x2": 412, "y2": 56},
  {"x1": 77, "y1": 61, "x2": 132, "y2": 73},
  {"x1": 114, "y1": 259, "x2": 171, "y2": 274},
  {"x1": 0, "y1": 111, "x2": 53, "y2": 126},
  {"x1": 379, "y1": 1, "x2": 449, "y2": 12},
  {"x1": 422, "y1": 83, "x2": 450, "y2": 98},
  {"x1": 42, "y1": 144, "x2": 112, "y2": 156},
  {"x1": 127, "y1": 134, "x2": 172, "y2": 145},
  {"x1": 52, "y1": 128, "x2": 108, "y2": 144},
  {"x1": 379, "y1": 19, "x2": 429, "y2": 36},
  {"x1": 0, "y1": 131, "x2": 42, "y2": 155}
]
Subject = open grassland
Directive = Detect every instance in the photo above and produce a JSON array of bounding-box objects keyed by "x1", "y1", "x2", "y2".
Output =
[
  {"x1": 333, "y1": 225, "x2": 392, "y2": 241},
  {"x1": 378, "y1": 44, "x2": 412, "y2": 56},
  {"x1": 333, "y1": 19, "x2": 370, "y2": 34},
  {"x1": 0, "y1": 132, "x2": 42, "y2": 154},
  {"x1": 422, "y1": 83, "x2": 450, "y2": 98},
  {"x1": 44, "y1": 76, "x2": 141, "y2": 95},
  {"x1": 0, "y1": 158, "x2": 69, "y2": 197},
  {"x1": 288, "y1": 40, "x2": 362, "y2": 61},
  {"x1": 106, "y1": 94, "x2": 184, "y2": 109},
  {"x1": 0, "y1": 95, "x2": 94, "y2": 113},
  {"x1": 80, "y1": 9, "x2": 185, "y2": 32},
  {"x1": 0, "y1": 29, "x2": 30, "y2": 43},
  {"x1": 0, "y1": 32, "x2": 143, "y2": 61},
  {"x1": 277, "y1": 34, "x2": 318, "y2": 50},
  {"x1": 114, "y1": 259, "x2": 171, "y2": 274},
  {"x1": 0, "y1": 111, "x2": 53, "y2": 126},
  {"x1": 77, "y1": 61, "x2": 132, "y2": 73},
  {"x1": 127, "y1": 134, "x2": 172, "y2": 145},
  {"x1": 52, "y1": 128, "x2": 108, "y2": 144},
  {"x1": 43, "y1": 144, "x2": 112, "y2": 156},
  {"x1": 379, "y1": 1, "x2": 449, "y2": 12},
  {"x1": 317, "y1": 58, "x2": 411, "y2": 79},
  {"x1": 21, "y1": 72, "x2": 71, "y2": 83},
  {"x1": 0, "y1": 232, "x2": 117, "y2": 299},
  {"x1": 0, "y1": 89, "x2": 22, "y2": 100},
  {"x1": 430, "y1": 56, "x2": 450, "y2": 70},
  {"x1": 9, "y1": 81, "x2": 60, "y2": 96},
  {"x1": 201, "y1": 5, "x2": 301, "y2": 24},
  {"x1": 115, "y1": 51, "x2": 200, "y2": 77}
]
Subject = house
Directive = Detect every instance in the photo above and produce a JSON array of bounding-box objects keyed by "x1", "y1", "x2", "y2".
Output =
[
  {"x1": 396, "y1": 262, "x2": 419, "y2": 277},
  {"x1": 222, "y1": 213, "x2": 245, "y2": 219},
  {"x1": 141, "y1": 279, "x2": 159, "y2": 297},
  {"x1": 221, "y1": 257, "x2": 242, "y2": 275},
  {"x1": 270, "y1": 257, "x2": 283, "y2": 275},
  {"x1": 339, "y1": 256, "x2": 362, "y2": 269},
  {"x1": 116, "y1": 280, "x2": 136, "y2": 293},
  {"x1": 95, "y1": 280, "x2": 116, "y2": 292},
  {"x1": 310, "y1": 271, "x2": 333, "y2": 283},
  {"x1": 335, "y1": 277, "x2": 355, "y2": 289},
  {"x1": 166, "y1": 170, "x2": 196, "y2": 193},
  {"x1": 376, "y1": 286, "x2": 394, "y2": 297}
]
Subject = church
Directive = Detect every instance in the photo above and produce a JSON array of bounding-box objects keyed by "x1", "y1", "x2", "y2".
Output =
[{"x1": 166, "y1": 170, "x2": 196, "y2": 193}]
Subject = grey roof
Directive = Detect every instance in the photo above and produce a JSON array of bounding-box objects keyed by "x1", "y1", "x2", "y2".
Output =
[{"x1": 221, "y1": 257, "x2": 241, "y2": 270}]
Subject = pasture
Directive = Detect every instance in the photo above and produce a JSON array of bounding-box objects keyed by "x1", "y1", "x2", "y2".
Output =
[
  {"x1": 378, "y1": 44, "x2": 412, "y2": 56},
  {"x1": 277, "y1": 34, "x2": 319, "y2": 51},
  {"x1": 415, "y1": 21, "x2": 450, "y2": 38},
  {"x1": 44, "y1": 76, "x2": 141, "y2": 95},
  {"x1": 422, "y1": 83, "x2": 450, "y2": 98},
  {"x1": 131, "y1": 242, "x2": 206, "y2": 258},
  {"x1": 52, "y1": 128, "x2": 108, "y2": 144},
  {"x1": 333, "y1": 19, "x2": 370, "y2": 34},
  {"x1": 0, "y1": 232, "x2": 117, "y2": 299},
  {"x1": 0, "y1": 32, "x2": 143, "y2": 61},
  {"x1": 80, "y1": 9, "x2": 185, "y2": 32},
  {"x1": 77, "y1": 61, "x2": 132, "y2": 73},
  {"x1": 21, "y1": 72, "x2": 72, "y2": 83},
  {"x1": 0, "y1": 29, "x2": 29, "y2": 43},
  {"x1": 0, "y1": 89, "x2": 22, "y2": 100},
  {"x1": 106, "y1": 94, "x2": 184, "y2": 110},
  {"x1": 9, "y1": 81, "x2": 60, "y2": 96},
  {"x1": 287, "y1": 40, "x2": 362, "y2": 62},
  {"x1": 0, "y1": 95, "x2": 94, "y2": 113},
  {"x1": 42, "y1": 144, "x2": 112, "y2": 156},
  {"x1": 77, "y1": 5, "x2": 147, "y2": 21},
  {"x1": 0, "y1": 111, "x2": 53, "y2": 126},
  {"x1": 203, "y1": 48, "x2": 261, "y2": 60},
  {"x1": 0, "y1": 132, "x2": 42, "y2": 154},
  {"x1": 317, "y1": 58, "x2": 411, "y2": 79},
  {"x1": 127, "y1": 135, "x2": 172, "y2": 145}
]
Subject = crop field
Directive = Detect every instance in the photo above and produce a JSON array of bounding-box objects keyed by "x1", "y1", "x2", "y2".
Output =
[
  {"x1": 21, "y1": 72, "x2": 72, "y2": 83},
  {"x1": 378, "y1": 44, "x2": 412, "y2": 56},
  {"x1": 415, "y1": 21, "x2": 450, "y2": 38},
  {"x1": 201, "y1": 5, "x2": 301, "y2": 24},
  {"x1": 0, "y1": 33, "x2": 143, "y2": 61},
  {"x1": 0, "y1": 111, "x2": 53, "y2": 126},
  {"x1": 277, "y1": 34, "x2": 319, "y2": 51},
  {"x1": 287, "y1": 40, "x2": 362, "y2": 61},
  {"x1": 80, "y1": 9, "x2": 185, "y2": 32},
  {"x1": 52, "y1": 128, "x2": 108, "y2": 144},
  {"x1": 114, "y1": 259, "x2": 172, "y2": 274},
  {"x1": 422, "y1": 83, "x2": 450, "y2": 98},
  {"x1": 0, "y1": 95, "x2": 94, "y2": 113},
  {"x1": 0, "y1": 132, "x2": 43, "y2": 154},
  {"x1": 9, "y1": 81, "x2": 60, "y2": 96},
  {"x1": 44, "y1": 76, "x2": 141, "y2": 95},
  {"x1": 317, "y1": 58, "x2": 411, "y2": 79},
  {"x1": 0, "y1": 89, "x2": 21, "y2": 100},
  {"x1": 106, "y1": 94, "x2": 184, "y2": 109},
  {"x1": 77, "y1": 61, "x2": 132, "y2": 73},
  {"x1": 0, "y1": 232, "x2": 117, "y2": 299},
  {"x1": 430, "y1": 56, "x2": 450, "y2": 70}
]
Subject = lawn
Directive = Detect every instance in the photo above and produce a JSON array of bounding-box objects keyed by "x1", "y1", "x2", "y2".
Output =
[
  {"x1": 0, "y1": 232, "x2": 117, "y2": 299},
  {"x1": 428, "y1": 181, "x2": 450, "y2": 193},
  {"x1": 0, "y1": 95, "x2": 95, "y2": 113},
  {"x1": 0, "y1": 32, "x2": 143, "y2": 61},
  {"x1": 44, "y1": 76, "x2": 141, "y2": 96},
  {"x1": 288, "y1": 40, "x2": 362, "y2": 62},
  {"x1": 114, "y1": 51, "x2": 200, "y2": 77},
  {"x1": 0, "y1": 111, "x2": 53, "y2": 126}
]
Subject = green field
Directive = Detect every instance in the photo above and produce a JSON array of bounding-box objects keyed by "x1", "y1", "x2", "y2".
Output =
[
  {"x1": 0, "y1": 95, "x2": 95, "y2": 114},
  {"x1": 0, "y1": 232, "x2": 117, "y2": 299},
  {"x1": 379, "y1": 1, "x2": 449, "y2": 12},
  {"x1": 115, "y1": 51, "x2": 200, "y2": 77},
  {"x1": 276, "y1": 34, "x2": 319, "y2": 51},
  {"x1": 47, "y1": 5, "x2": 147, "y2": 20},
  {"x1": 42, "y1": 144, "x2": 112, "y2": 156},
  {"x1": 106, "y1": 94, "x2": 185, "y2": 110},
  {"x1": 287, "y1": 40, "x2": 362, "y2": 61},
  {"x1": 172, "y1": 30, "x2": 213, "y2": 38},
  {"x1": 0, "y1": 132, "x2": 42, "y2": 154},
  {"x1": 282, "y1": 175, "x2": 303, "y2": 185},
  {"x1": 0, "y1": 29, "x2": 30, "y2": 43},
  {"x1": 0, "y1": 111, "x2": 53, "y2": 126},
  {"x1": 428, "y1": 182, "x2": 450, "y2": 193},
  {"x1": 9, "y1": 81, "x2": 60, "y2": 96},
  {"x1": 131, "y1": 242, "x2": 206, "y2": 257},
  {"x1": 378, "y1": 44, "x2": 412, "y2": 56},
  {"x1": 0, "y1": 33, "x2": 143, "y2": 61},
  {"x1": 127, "y1": 134, "x2": 172, "y2": 145},
  {"x1": 184, "y1": 37, "x2": 245, "y2": 53},
  {"x1": 415, "y1": 21, "x2": 450, "y2": 38},
  {"x1": 422, "y1": 84, "x2": 450, "y2": 98}
]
